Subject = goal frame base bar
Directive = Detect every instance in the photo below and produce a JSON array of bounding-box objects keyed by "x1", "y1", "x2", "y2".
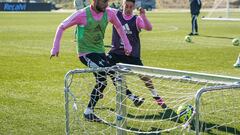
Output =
[{"x1": 202, "y1": 17, "x2": 240, "y2": 21}]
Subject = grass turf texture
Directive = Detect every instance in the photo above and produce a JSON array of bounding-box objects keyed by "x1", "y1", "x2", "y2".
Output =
[{"x1": 0, "y1": 11, "x2": 240, "y2": 134}]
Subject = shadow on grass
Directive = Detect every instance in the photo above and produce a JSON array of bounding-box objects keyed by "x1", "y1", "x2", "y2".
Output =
[
  {"x1": 95, "y1": 107, "x2": 240, "y2": 134},
  {"x1": 127, "y1": 108, "x2": 240, "y2": 135},
  {"x1": 199, "y1": 34, "x2": 234, "y2": 40},
  {"x1": 190, "y1": 120, "x2": 240, "y2": 135},
  {"x1": 95, "y1": 107, "x2": 115, "y2": 112},
  {"x1": 125, "y1": 108, "x2": 179, "y2": 134},
  {"x1": 95, "y1": 107, "x2": 155, "y2": 134},
  {"x1": 127, "y1": 108, "x2": 179, "y2": 122}
]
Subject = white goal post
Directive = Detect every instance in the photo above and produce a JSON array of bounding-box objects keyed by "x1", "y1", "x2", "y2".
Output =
[
  {"x1": 64, "y1": 63, "x2": 240, "y2": 135},
  {"x1": 202, "y1": 0, "x2": 240, "y2": 21}
]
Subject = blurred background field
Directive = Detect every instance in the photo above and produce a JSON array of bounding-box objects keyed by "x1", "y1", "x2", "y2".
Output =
[
  {"x1": 0, "y1": 9, "x2": 240, "y2": 134},
  {"x1": 1, "y1": 0, "x2": 240, "y2": 9}
]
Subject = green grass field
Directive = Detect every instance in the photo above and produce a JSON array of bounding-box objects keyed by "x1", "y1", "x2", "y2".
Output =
[{"x1": 0, "y1": 11, "x2": 240, "y2": 134}]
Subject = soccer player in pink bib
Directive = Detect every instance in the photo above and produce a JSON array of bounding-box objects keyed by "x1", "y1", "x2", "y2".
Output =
[{"x1": 50, "y1": 0, "x2": 147, "y2": 122}]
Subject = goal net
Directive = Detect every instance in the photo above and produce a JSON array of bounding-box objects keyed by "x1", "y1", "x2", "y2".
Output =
[
  {"x1": 64, "y1": 63, "x2": 240, "y2": 135},
  {"x1": 202, "y1": 0, "x2": 240, "y2": 21}
]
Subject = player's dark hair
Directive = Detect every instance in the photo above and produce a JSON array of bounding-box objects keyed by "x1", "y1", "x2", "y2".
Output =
[{"x1": 125, "y1": 0, "x2": 135, "y2": 4}]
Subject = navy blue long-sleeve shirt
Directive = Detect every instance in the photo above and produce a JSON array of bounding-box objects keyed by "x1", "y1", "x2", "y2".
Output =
[{"x1": 190, "y1": 0, "x2": 202, "y2": 15}]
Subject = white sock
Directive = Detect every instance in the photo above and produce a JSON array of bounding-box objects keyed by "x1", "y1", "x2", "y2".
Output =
[
  {"x1": 150, "y1": 89, "x2": 158, "y2": 97},
  {"x1": 84, "y1": 107, "x2": 93, "y2": 114}
]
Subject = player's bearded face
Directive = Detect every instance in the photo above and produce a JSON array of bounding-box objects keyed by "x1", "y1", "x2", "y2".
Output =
[
  {"x1": 96, "y1": 0, "x2": 108, "y2": 12},
  {"x1": 123, "y1": 1, "x2": 134, "y2": 15}
]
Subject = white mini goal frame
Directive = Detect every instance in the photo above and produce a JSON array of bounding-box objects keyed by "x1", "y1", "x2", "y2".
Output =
[{"x1": 64, "y1": 63, "x2": 240, "y2": 135}]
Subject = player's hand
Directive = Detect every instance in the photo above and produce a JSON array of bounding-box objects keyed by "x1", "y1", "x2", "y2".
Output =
[
  {"x1": 124, "y1": 45, "x2": 132, "y2": 56},
  {"x1": 139, "y1": 7, "x2": 145, "y2": 16},
  {"x1": 50, "y1": 52, "x2": 59, "y2": 59},
  {"x1": 125, "y1": 50, "x2": 130, "y2": 56}
]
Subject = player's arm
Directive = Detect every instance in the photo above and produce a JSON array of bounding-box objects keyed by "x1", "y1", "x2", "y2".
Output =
[
  {"x1": 50, "y1": 11, "x2": 85, "y2": 59},
  {"x1": 107, "y1": 8, "x2": 132, "y2": 55},
  {"x1": 137, "y1": 8, "x2": 152, "y2": 31},
  {"x1": 198, "y1": 0, "x2": 202, "y2": 11}
]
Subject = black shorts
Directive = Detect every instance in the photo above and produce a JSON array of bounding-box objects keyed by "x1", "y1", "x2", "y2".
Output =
[
  {"x1": 79, "y1": 53, "x2": 111, "y2": 68},
  {"x1": 107, "y1": 53, "x2": 143, "y2": 66}
]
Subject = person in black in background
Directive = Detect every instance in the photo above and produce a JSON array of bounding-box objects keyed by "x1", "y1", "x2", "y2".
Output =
[{"x1": 189, "y1": 0, "x2": 202, "y2": 36}]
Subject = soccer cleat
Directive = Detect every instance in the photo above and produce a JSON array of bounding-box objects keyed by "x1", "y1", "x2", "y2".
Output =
[
  {"x1": 133, "y1": 96, "x2": 145, "y2": 107},
  {"x1": 84, "y1": 113, "x2": 102, "y2": 122},
  {"x1": 194, "y1": 32, "x2": 199, "y2": 36},
  {"x1": 188, "y1": 32, "x2": 199, "y2": 36},
  {"x1": 153, "y1": 96, "x2": 167, "y2": 109},
  {"x1": 188, "y1": 33, "x2": 194, "y2": 36}
]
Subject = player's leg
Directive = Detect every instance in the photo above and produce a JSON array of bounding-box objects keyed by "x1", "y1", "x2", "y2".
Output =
[
  {"x1": 194, "y1": 15, "x2": 199, "y2": 35},
  {"x1": 189, "y1": 15, "x2": 197, "y2": 35},
  {"x1": 106, "y1": 53, "x2": 145, "y2": 107},
  {"x1": 79, "y1": 53, "x2": 109, "y2": 122},
  {"x1": 122, "y1": 56, "x2": 167, "y2": 108},
  {"x1": 139, "y1": 75, "x2": 167, "y2": 108},
  {"x1": 189, "y1": 15, "x2": 194, "y2": 35},
  {"x1": 87, "y1": 71, "x2": 106, "y2": 108}
]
